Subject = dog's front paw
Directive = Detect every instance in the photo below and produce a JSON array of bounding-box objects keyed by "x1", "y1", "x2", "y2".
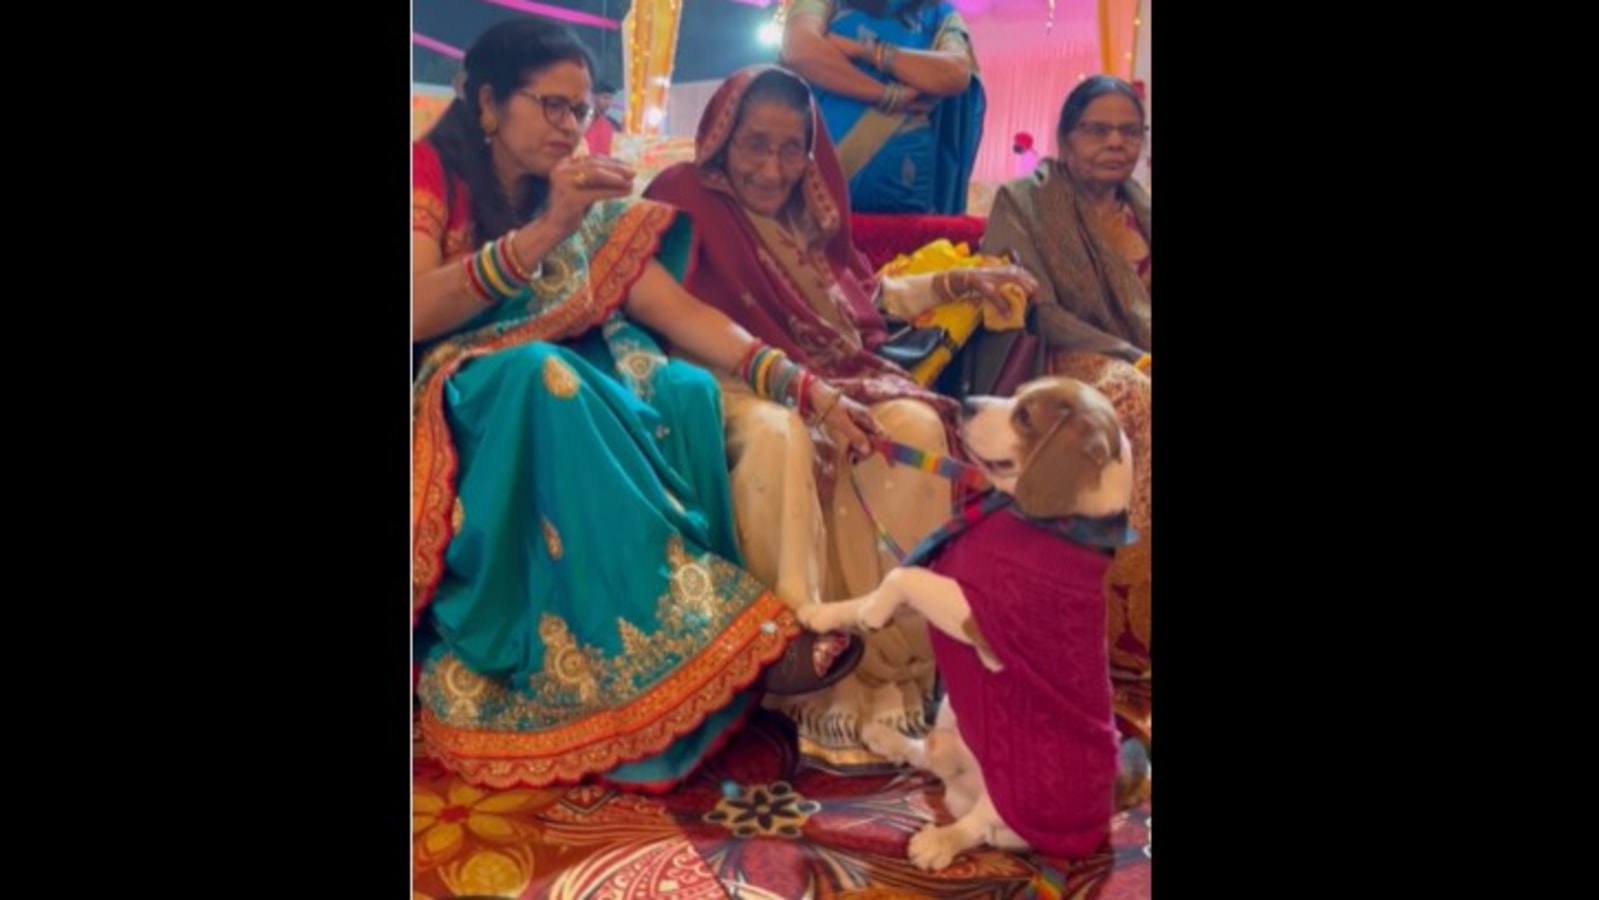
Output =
[
  {"x1": 857, "y1": 592, "x2": 897, "y2": 631},
  {"x1": 860, "y1": 721, "x2": 912, "y2": 763},
  {"x1": 907, "y1": 824, "x2": 969, "y2": 872},
  {"x1": 796, "y1": 601, "x2": 848, "y2": 634}
]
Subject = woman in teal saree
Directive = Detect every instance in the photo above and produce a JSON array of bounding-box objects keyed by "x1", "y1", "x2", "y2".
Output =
[{"x1": 413, "y1": 19, "x2": 877, "y2": 791}]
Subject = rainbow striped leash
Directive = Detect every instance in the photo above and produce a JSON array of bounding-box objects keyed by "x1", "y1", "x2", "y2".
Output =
[{"x1": 849, "y1": 439, "x2": 991, "y2": 563}]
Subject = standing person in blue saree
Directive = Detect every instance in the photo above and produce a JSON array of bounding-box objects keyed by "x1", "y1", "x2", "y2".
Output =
[
  {"x1": 413, "y1": 18, "x2": 877, "y2": 792},
  {"x1": 782, "y1": 0, "x2": 985, "y2": 214}
]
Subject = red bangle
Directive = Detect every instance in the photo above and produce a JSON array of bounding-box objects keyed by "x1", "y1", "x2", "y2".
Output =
[
  {"x1": 464, "y1": 258, "x2": 493, "y2": 303},
  {"x1": 796, "y1": 371, "x2": 815, "y2": 416},
  {"x1": 499, "y1": 231, "x2": 532, "y2": 282},
  {"x1": 735, "y1": 342, "x2": 763, "y2": 381}
]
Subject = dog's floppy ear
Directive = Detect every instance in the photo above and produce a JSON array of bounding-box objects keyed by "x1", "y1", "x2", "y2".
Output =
[{"x1": 1012, "y1": 402, "x2": 1119, "y2": 519}]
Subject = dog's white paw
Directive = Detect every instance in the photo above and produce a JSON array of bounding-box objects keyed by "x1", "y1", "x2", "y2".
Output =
[
  {"x1": 907, "y1": 824, "x2": 968, "y2": 872},
  {"x1": 796, "y1": 602, "x2": 847, "y2": 634},
  {"x1": 861, "y1": 721, "x2": 912, "y2": 763},
  {"x1": 857, "y1": 593, "x2": 896, "y2": 631}
]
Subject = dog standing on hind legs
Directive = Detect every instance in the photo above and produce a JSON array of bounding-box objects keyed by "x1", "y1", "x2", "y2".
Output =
[{"x1": 801, "y1": 376, "x2": 1137, "y2": 871}]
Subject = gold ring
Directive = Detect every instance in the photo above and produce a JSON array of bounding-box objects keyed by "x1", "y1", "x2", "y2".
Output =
[{"x1": 574, "y1": 168, "x2": 589, "y2": 187}]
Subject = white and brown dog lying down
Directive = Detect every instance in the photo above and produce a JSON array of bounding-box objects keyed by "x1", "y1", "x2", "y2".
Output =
[{"x1": 799, "y1": 376, "x2": 1137, "y2": 871}]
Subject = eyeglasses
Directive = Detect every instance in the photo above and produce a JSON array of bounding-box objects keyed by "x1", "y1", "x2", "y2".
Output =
[
  {"x1": 516, "y1": 91, "x2": 595, "y2": 127},
  {"x1": 730, "y1": 135, "x2": 810, "y2": 169},
  {"x1": 1073, "y1": 122, "x2": 1149, "y2": 142}
]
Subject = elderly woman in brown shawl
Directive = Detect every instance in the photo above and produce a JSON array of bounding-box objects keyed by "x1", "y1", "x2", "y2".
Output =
[
  {"x1": 971, "y1": 74, "x2": 1152, "y2": 754},
  {"x1": 645, "y1": 65, "x2": 1033, "y2": 769}
]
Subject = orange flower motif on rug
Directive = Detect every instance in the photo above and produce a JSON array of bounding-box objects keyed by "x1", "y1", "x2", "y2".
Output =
[{"x1": 413, "y1": 780, "x2": 560, "y2": 869}]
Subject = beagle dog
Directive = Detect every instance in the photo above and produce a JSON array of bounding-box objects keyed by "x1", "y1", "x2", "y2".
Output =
[{"x1": 799, "y1": 377, "x2": 1136, "y2": 870}]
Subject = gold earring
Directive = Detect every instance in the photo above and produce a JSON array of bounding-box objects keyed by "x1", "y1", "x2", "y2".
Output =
[{"x1": 480, "y1": 110, "x2": 499, "y2": 138}]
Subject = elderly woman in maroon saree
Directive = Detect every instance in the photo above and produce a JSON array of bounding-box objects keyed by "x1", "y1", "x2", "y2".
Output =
[{"x1": 645, "y1": 66, "x2": 1032, "y2": 769}]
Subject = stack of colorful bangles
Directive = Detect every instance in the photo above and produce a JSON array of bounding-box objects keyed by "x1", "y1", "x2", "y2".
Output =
[
  {"x1": 735, "y1": 343, "x2": 842, "y2": 425},
  {"x1": 464, "y1": 229, "x2": 535, "y2": 304}
]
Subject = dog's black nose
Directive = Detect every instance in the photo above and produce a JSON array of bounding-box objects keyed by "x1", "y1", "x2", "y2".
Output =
[{"x1": 959, "y1": 398, "x2": 982, "y2": 420}]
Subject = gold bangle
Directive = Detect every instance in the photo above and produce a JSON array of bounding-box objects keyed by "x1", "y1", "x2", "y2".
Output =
[
  {"x1": 947, "y1": 270, "x2": 969, "y2": 301},
  {"x1": 810, "y1": 388, "x2": 843, "y2": 426},
  {"x1": 502, "y1": 229, "x2": 533, "y2": 282}
]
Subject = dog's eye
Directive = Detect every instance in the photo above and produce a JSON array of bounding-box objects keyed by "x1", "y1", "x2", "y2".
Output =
[{"x1": 1013, "y1": 403, "x2": 1032, "y2": 429}]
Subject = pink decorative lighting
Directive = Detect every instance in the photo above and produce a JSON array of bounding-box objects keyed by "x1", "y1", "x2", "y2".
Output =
[
  {"x1": 478, "y1": 0, "x2": 622, "y2": 30},
  {"x1": 413, "y1": 33, "x2": 465, "y2": 59}
]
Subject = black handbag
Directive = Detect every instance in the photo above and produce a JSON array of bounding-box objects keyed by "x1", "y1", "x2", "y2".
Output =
[{"x1": 877, "y1": 322, "x2": 959, "y2": 370}]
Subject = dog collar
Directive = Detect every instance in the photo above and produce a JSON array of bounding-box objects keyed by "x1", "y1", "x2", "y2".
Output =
[
  {"x1": 1016, "y1": 510, "x2": 1139, "y2": 549},
  {"x1": 899, "y1": 490, "x2": 1013, "y2": 567}
]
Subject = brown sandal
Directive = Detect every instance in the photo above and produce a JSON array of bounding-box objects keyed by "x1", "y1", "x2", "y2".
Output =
[{"x1": 759, "y1": 630, "x2": 865, "y2": 695}]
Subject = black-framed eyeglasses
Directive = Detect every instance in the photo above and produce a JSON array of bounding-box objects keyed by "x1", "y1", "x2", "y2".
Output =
[
  {"x1": 516, "y1": 91, "x2": 595, "y2": 127},
  {"x1": 1074, "y1": 122, "x2": 1149, "y2": 142},
  {"x1": 730, "y1": 135, "x2": 810, "y2": 169}
]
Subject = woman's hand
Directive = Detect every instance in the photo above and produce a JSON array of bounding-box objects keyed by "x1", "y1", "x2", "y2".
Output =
[
  {"x1": 822, "y1": 35, "x2": 939, "y2": 114},
  {"x1": 545, "y1": 155, "x2": 636, "y2": 236},
  {"x1": 953, "y1": 266, "x2": 1039, "y2": 321},
  {"x1": 810, "y1": 382, "x2": 881, "y2": 458},
  {"x1": 900, "y1": 85, "x2": 937, "y2": 115},
  {"x1": 827, "y1": 33, "x2": 867, "y2": 60}
]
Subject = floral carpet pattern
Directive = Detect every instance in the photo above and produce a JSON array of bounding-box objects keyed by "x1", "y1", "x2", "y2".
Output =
[{"x1": 414, "y1": 711, "x2": 1150, "y2": 899}]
